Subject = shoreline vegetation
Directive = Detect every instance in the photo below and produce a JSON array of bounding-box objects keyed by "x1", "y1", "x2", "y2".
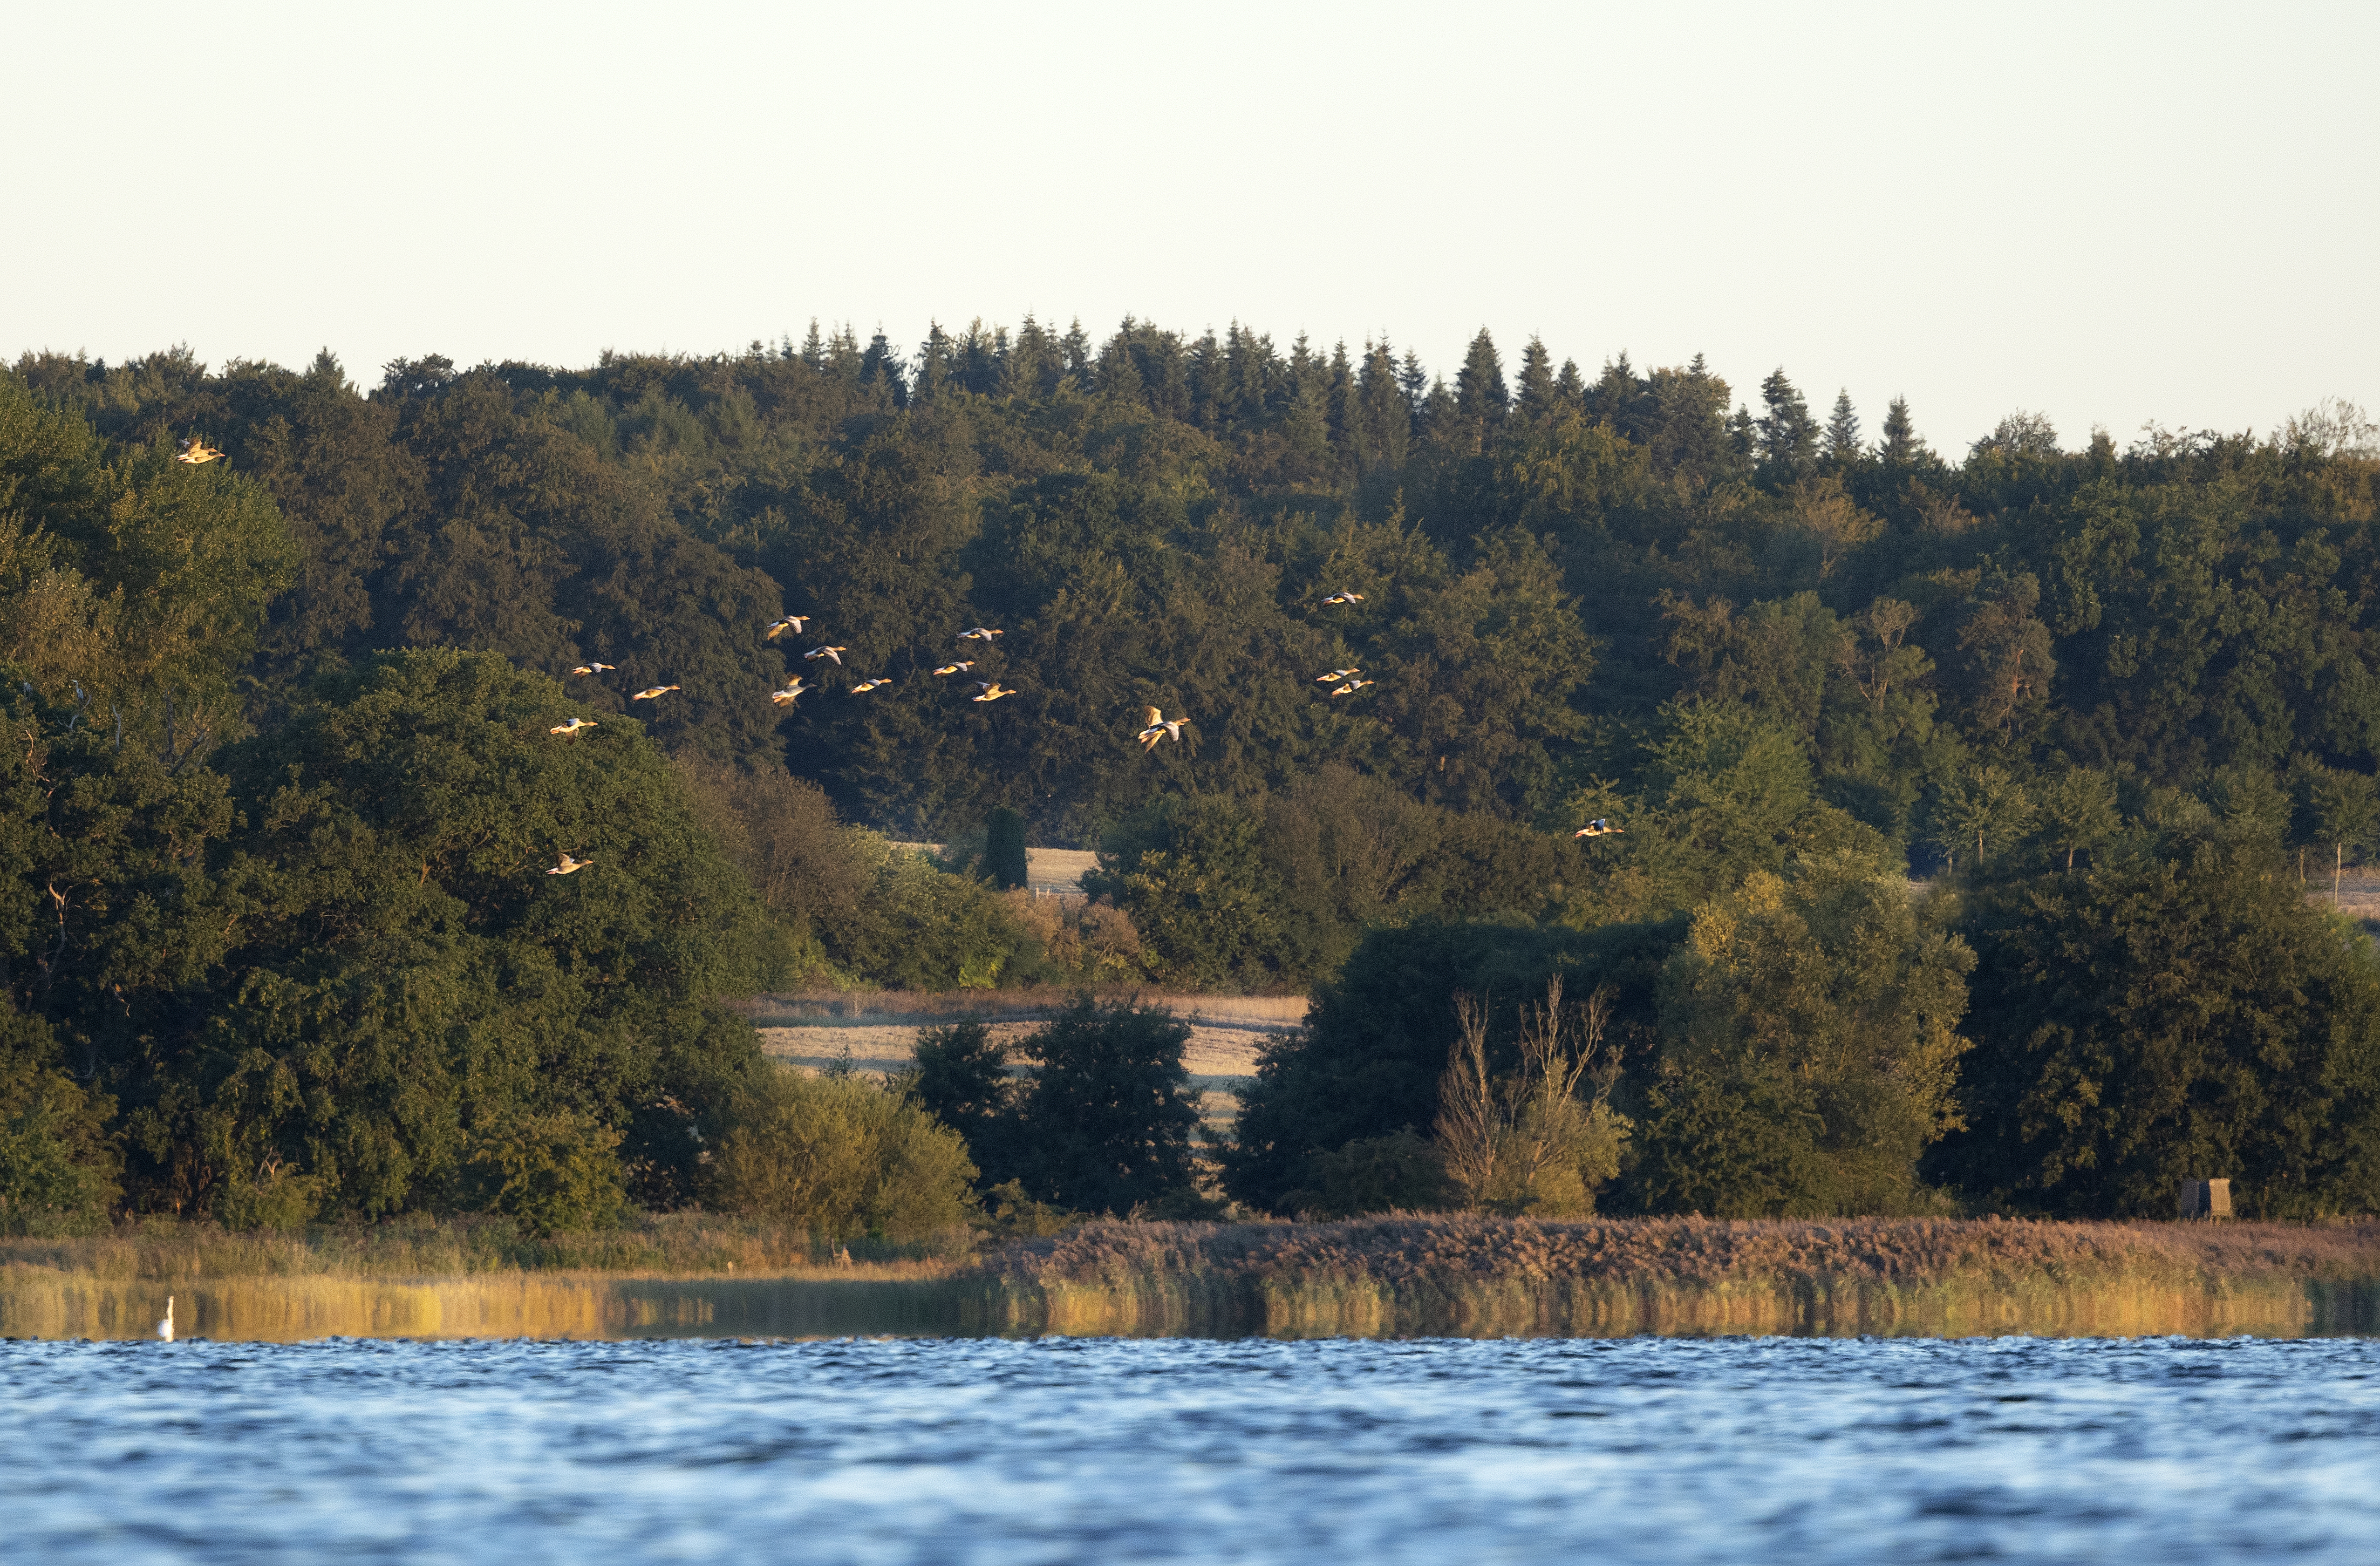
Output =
[{"x1": 7, "y1": 1215, "x2": 2376, "y2": 1343}]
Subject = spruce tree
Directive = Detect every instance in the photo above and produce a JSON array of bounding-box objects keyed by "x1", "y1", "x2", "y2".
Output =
[
  {"x1": 1879, "y1": 395, "x2": 1922, "y2": 464},
  {"x1": 1455, "y1": 328, "x2": 1509, "y2": 433},
  {"x1": 1755, "y1": 367, "x2": 1819, "y2": 480},
  {"x1": 1515, "y1": 335, "x2": 1557, "y2": 423},
  {"x1": 1825, "y1": 389, "x2": 1862, "y2": 463}
]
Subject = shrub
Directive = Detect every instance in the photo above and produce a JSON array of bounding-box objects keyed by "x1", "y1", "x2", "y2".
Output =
[
  {"x1": 0, "y1": 1015, "x2": 120, "y2": 1235},
  {"x1": 709, "y1": 1067, "x2": 977, "y2": 1239},
  {"x1": 464, "y1": 1111, "x2": 629, "y2": 1236},
  {"x1": 1280, "y1": 1129, "x2": 1451, "y2": 1218}
]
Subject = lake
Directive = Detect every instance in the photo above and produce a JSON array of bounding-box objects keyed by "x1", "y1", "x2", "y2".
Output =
[{"x1": 3, "y1": 1335, "x2": 2373, "y2": 1562}]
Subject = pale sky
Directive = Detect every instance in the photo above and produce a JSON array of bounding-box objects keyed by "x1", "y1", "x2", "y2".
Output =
[{"x1": 7, "y1": 1, "x2": 2374, "y2": 455}]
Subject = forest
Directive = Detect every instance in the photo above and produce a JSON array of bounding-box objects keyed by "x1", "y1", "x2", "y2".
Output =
[{"x1": 5, "y1": 319, "x2": 2380, "y2": 1230}]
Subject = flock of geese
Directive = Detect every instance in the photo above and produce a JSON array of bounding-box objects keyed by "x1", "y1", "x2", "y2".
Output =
[{"x1": 169, "y1": 435, "x2": 1622, "y2": 881}]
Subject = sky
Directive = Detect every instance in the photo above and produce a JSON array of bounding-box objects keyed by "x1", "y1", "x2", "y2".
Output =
[{"x1": 5, "y1": 1, "x2": 2375, "y2": 455}]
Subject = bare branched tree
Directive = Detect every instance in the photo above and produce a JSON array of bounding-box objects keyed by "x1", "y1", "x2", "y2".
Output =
[
  {"x1": 1436, "y1": 991, "x2": 1499, "y2": 1203},
  {"x1": 1435, "y1": 978, "x2": 1624, "y2": 1212}
]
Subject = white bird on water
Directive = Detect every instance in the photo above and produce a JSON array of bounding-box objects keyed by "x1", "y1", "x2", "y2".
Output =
[{"x1": 158, "y1": 1295, "x2": 174, "y2": 1342}]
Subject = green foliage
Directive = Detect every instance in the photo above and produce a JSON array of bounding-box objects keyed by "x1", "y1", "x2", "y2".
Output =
[
  {"x1": 463, "y1": 1111, "x2": 628, "y2": 1237},
  {"x1": 910, "y1": 1017, "x2": 1019, "y2": 1183},
  {"x1": 1627, "y1": 852, "x2": 1974, "y2": 1216},
  {"x1": 708, "y1": 1066, "x2": 978, "y2": 1240},
  {"x1": 1224, "y1": 918, "x2": 1680, "y2": 1211},
  {"x1": 0, "y1": 1012, "x2": 119, "y2": 1234},
  {"x1": 1936, "y1": 827, "x2": 2380, "y2": 1217},
  {"x1": 984, "y1": 807, "x2": 1029, "y2": 891},
  {"x1": 119, "y1": 648, "x2": 776, "y2": 1218},
  {"x1": 1280, "y1": 1128, "x2": 1451, "y2": 1218},
  {"x1": 1007, "y1": 995, "x2": 1202, "y2": 1215}
]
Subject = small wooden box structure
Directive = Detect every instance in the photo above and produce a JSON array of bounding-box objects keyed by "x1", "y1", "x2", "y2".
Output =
[{"x1": 2176, "y1": 1178, "x2": 2233, "y2": 1221}]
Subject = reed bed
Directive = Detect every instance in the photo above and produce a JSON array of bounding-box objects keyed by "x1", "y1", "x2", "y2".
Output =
[
  {"x1": 0, "y1": 1211, "x2": 966, "y2": 1284},
  {"x1": 9, "y1": 1215, "x2": 2376, "y2": 1342},
  {"x1": 961, "y1": 1215, "x2": 2380, "y2": 1339}
]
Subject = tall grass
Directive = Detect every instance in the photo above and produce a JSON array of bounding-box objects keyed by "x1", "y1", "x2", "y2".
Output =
[
  {"x1": 963, "y1": 1215, "x2": 2380, "y2": 1339},
  {"x1": 9, "y1": 1214, "x2": 2376, "y2": 1341},
  {"x1": 0, "y1": 1211, "x2": 968, "y2": 1283}
]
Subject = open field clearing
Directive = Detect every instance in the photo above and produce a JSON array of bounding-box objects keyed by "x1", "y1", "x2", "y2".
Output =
[{"x1": 732, "y1": 991, "x2": 1300, "y2": 1130}]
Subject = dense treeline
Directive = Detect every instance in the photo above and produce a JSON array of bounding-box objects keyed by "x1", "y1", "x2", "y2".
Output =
[{"x1": 6, "y1": 320, "x2": 2380, "y2": 1227}]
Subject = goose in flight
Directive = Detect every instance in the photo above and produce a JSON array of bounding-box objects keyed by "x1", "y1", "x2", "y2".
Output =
[
  {"x1": 933, "y1": 661, "x2": 976, "y2": 677},
  {"x1": 771, "y1": 679, "x2": 809, "y2": 707},
  {"x1": 631, "y1": 684, "x2": 681, "y2": 702},
  {"x1": 1315, "y1": 668, "x2": 1361, "y2": 684},
  {"x1": 548, "y1": 717, "x2": 598, "y2": 737},
  {"x1": 157, "y1": 1295, "x2": 174, "y2": 1342},
  {"x1": 1331, "y1": 679, "x2": 1375, "y2": 697},
  {"x1": 850, "y1": 678, "x2": 891, "y2": 693},
  {"x1": 958, "y1": 628, "x2": 1004, "y2": 643},
  {"x1": 175, "y1": 437, "x2": 223, "y2": 465},
  {"x1": 1573, "y1": 819, "x2": 1622, "y2": 839},
  {"x1": 804, "y1": 645, "x2": 848, "y2": 665},
  {"x1": 1322, "y1": 590, "x2": 1365, "y2": 605},
  {"x1": 569, "y1": 662, "x2": 615, "y2": 677},
  {"x1": 547, "y1": 853, "x2": 595, "y2": 876},
  {"x1": 765, "y1": 615, "x2": 809, "y2": 640},
  {"x1": 1136, "y1": 706, "x2": 1188, "y2": 750},
  {"x1": 972, "y1": 681, "x2": 1016, "y2": 703}
]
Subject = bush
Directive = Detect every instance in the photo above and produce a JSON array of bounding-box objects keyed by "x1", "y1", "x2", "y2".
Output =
[
  {"x1": 0, "y1": 1015, "x2": 120, "y2": 1235},
  {"x1": 709, "y1": 1067, "x2": 978, "y2": 1239},
  {"x1": 463, "y1": 1111, "x2": 629, "y2": 1237},
  {"x1": 1279, "y1": 1129, "x2": 1451, "y2": 1218}
]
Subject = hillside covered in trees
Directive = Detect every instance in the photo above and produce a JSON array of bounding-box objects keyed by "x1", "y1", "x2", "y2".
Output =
[{"x1": 6, "y1": 320, "x2": 2380, "y2": 1225}]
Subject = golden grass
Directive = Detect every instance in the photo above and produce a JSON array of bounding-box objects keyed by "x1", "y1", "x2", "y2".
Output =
[
  {"x1": 11, "y1": 1214, "x2": 2375, "y2": 1342},
  {"x1": 0, "y1": 1211, "x2": 965, "y2": 1283}
]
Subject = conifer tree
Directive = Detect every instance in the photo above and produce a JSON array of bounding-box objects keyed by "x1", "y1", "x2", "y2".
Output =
[
  {"x1": 1879, "y1": 395, "x2": 1923, "y2": 464},
  {"x1": 1755, "y1": 367, "x2": 1819, "y2": 480},
  {"x1": 1455, "y1": 329, "x2": 1509, "y2": 432},
  {"x1": 799, "y1": 319, "x2": 826, "y2": 369},
  {"x1": 1825, "y1": 389, "x2": 1862, "y2": 463},
  {"x1": 1515, "y1": 336, "x2": 1557, "y2": 423}
]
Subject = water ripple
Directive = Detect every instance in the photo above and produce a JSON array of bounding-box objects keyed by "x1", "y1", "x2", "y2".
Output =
[{"x1": 1, "y1": 1335, "x2": 2374, "y2": 1563}]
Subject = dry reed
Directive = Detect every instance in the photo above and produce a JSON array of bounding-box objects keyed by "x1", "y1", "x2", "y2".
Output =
[{"x1": 11, "y1": 1214, "x2": 2377, "y2": 1342}]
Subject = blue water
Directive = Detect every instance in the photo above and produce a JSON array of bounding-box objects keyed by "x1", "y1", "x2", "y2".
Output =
[{"x1": 3, "y1": 1336, "x2": 2374, "y2": 1563}]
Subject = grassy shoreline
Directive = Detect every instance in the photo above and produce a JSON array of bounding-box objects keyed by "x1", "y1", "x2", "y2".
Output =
[{"x1": 6, "y1": 1215, "x2": 2376, "y2": 1342}]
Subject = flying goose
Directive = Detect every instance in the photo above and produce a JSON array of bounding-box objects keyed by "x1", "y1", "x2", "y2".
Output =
[
  {"x1": 765, "y1": 615, "x2": 809, "y2": 639},
  {"x1": 972, "y1": 681, "x2": 1016, "y2": 703},
  {"x1": 547, "y1": 853, "x2": 595, "y2": 876},
  {"x1": 933, "y1": 661, "x2": 976, "y2": 677},
  {"x1": 804, "y1": 645, "x2": 848, "y2": 665},
  {"x1": 1322, "y1": 590, "x2": 1365, "y2": 605},
  {"x1": 175, "y1": 437, "x2": 224, "y2": 465},
  {"x1": 1331, "y1": 678, "x2": 1376, "y2": 696},
  {"x1": 631, "y1": 684, "x2": 680, "y2": 701},
  {"x1": 570, "y1": 662, "x2": 615, "y2": 677},
  {"x1": 771, "y1": 679, "x2": 809, "y2": 707},
  {"x1": 549, "y1": 717, "x2": 597, "y2": 737},
  {"x1": 1315, "y1": 668, "x2": 1361, "y2": 683},
  {"x1": 1573, "y1": 819, "x2": 1622, "y2": 839},
  {"x1": 850, "y1": 678, "x2": 891, "y2": 693},
  {"x1": 1136, "y1": 706, "x2": 1187, "y2": 750},
  {"x1": 957, "y1": 627, "x2": 1004, "y2": 642}
]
